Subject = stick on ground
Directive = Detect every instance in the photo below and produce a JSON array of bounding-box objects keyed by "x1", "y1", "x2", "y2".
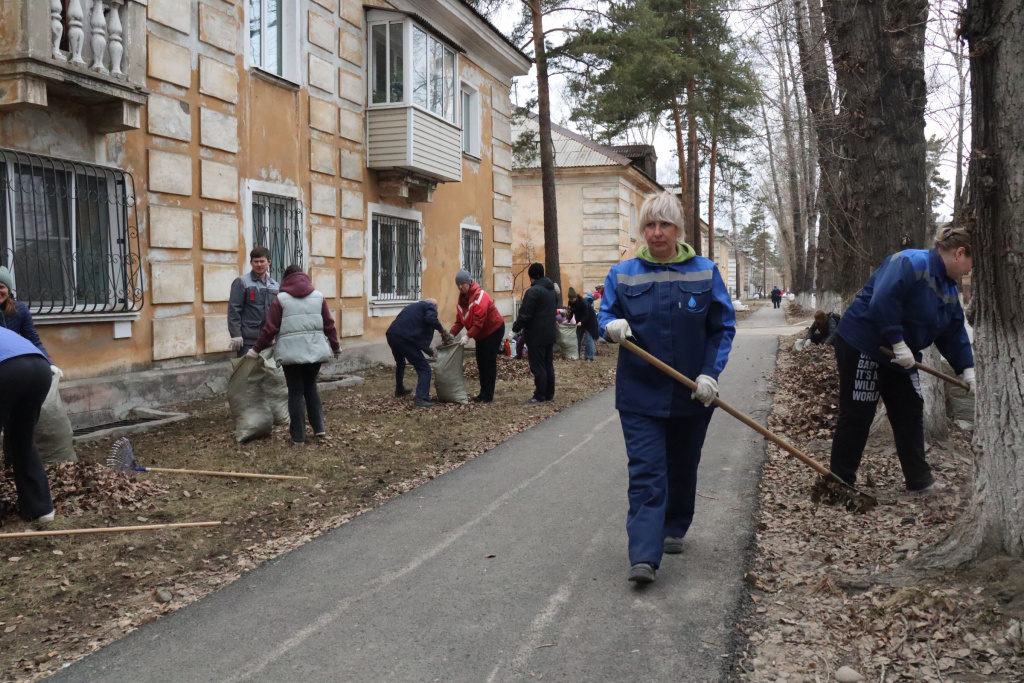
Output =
[{"x1": 0, "y1": 521, "x2": 221, "y2": 540}]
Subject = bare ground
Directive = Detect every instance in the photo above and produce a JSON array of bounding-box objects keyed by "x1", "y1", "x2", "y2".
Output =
[
  {"x1": 735, "y1": 336, "x2": 1024, "y2": 682},
  {"x1": 0, "y1": 348, "x2": 616, "y2": 683}
]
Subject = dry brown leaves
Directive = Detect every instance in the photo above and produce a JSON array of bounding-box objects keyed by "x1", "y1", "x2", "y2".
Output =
[{"x1": 736, "y1": 338, "x2": 1024, "y2": 682}]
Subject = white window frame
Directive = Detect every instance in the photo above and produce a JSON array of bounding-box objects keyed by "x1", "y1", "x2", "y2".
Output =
[
  {"x1": 460, "y1": 82, "x2": 481, "y2": 158},
  {"x1": 459, "y1": 222, "x2": 484, "y2": 283},
  {"x1": 366, "y1": 202, "x2": 424, "y2": 316},
  {"x1": 244, "y1": 0, "x2": 301, "y2": 85},
  {"x1": 242, "y1": 180, "x2": 307, "y2": 277}
]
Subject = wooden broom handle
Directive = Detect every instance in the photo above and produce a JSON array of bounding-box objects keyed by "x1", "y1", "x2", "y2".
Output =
[
  {"x1": 144, "y1": 467, "x2": 307, "y2": 481},
  {"x1": 620, "y1": 339, "x2": 830, "y2": 476},
  {"x1": 0, "y1": 521, "x2": 221, "y2": 540},
  {"x1": 877, "y1": 346, "x2": 971, "y2": 391}
]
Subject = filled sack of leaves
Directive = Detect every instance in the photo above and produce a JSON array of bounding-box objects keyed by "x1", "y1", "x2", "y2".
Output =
[
  {"x1": 260, "y1": 349, "x2": 290, "y2": 425},
  {"x1": 227, "y1": 355, "x2": 274, "y2": 443},
  {"x1": 433, "y1": 342, "x2": 469, "y2": 404},
  {"x1": 556, "y1": 323, "x2": 579, "y2": 360},
  {"x1": 34, "y1": 375, "x2": 77, "y2": 463}
]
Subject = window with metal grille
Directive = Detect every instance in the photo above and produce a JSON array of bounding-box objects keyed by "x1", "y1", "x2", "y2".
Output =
[
  {"x1": 251, "y1": 193, "x2": 303, "y2": 284},
  {"x1": 461, "y1": 227, "x2": 483, "y2": 284},
  {"x1": 372, "y1": 214, "x2": 421, "y2": 301},
  {"x1": 0, "y1": 148, "x2": 143, "y2": 315}
]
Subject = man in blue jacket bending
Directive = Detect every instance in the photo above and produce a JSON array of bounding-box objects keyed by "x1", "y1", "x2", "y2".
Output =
[{"x1": 386, "y1": 299, "x2": 452, "y2": 408}]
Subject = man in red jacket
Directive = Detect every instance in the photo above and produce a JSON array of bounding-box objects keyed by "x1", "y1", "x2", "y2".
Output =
[{"x1": 450, "y1": 270, "x2": 506, "y2": 403}]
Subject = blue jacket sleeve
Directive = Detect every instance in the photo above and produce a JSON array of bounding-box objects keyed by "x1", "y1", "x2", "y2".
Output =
[
  {"x1": 867, "y1": 255, "x2": 916, "y2": 345},
  {"x1": 597, "y1": 268, "x2": 621, "y2": 340},
  {"x1": 933, "y1": 302, "x2": 974, "y2": 374},
  {"x1": 700, "y1": 267, "x2": 736, "y2": 379},
  {"x1": 16, "y1": 303, "x2": 49, "y2": 358}
]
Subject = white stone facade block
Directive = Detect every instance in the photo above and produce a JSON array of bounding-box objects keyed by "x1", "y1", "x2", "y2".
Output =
[
  {"x1": 308, "y1": 54, "x2": 336, "y2": 94},
  {"x1": 311, "y1": 183, "x2": 337, "y2": 216},
  {"x1": 148, "y1": 35, "x2": 191, "y2": 88},
  {"x1": 200, "y1": 56, "x2": 238, "y2": 103},
  {"x1": 493, "y1": 271, "x2": 514, "y2": 292},
  {"x1": 149, "y1": 205, "x2": 193, "y2": 249},
  {"x1": 201, "y1": 160, "x2": 239, "y2": 202},
  {"x1": 583, "y1": 185, "x2": 628, "y2": 200},
  {"x1": 491, "y1": 87, "x2": 511, "y2": 117},
  {"x1": 311, "y1": 226, "x2": 337, "y2": 257},
  {"x1": 342, "y1": 229, "x2": 363, "y2": 259},
  {"x1": 312, "y1": 0, "x2": 335, "y2": 10},
  {"x1": 339, "y1": 70, "x2": 362, "y2": 106},
  {"x1": 199, "y1": 4, "x2": 238, "y2": 53},
  {"x1": 583, "y1": 233, "x2": 620, "y2": 247},
  {"x1": 202, "y1": 212, "x2": 239, "y2": 252},
  {"x1": 495, "y1": 296, "x2": 514, "y2": 318},
  {"x1": 341, "y1": 308, "x2": 364, "y2": 337},
  {"x1": 153, "y1": 316, "x2": 197, "y2": 360},
  {"x1": 204, "y1": 315, "x2": 232, "y2": 353},
  {"x1": 339, "y1": 108, "x2": 363, "y2": 143},
  {"x1": 148, "y1": 94, "x2": 191, "y2": 142},
  {"x1": 493, "y1": 225, "x2": 512, "y2": 244},
  {"x1": 492, "y1": 145, "x2": 512, "y2": 171},
  {"x1": 149, "y1": 149, "x2": 192, "y2": 196},
  {"x1": 494, "y1": 199, "x2": 512, "y2": 222},
  {"x1": 149, "y1": 0, "x2": 191, "y2": 34},
  {"x1": 312, "y1": 267, "x2": 338, "y2": 299},
  {"x1": 493, "y1": 171, "x2": 513, "y2": 197},
  {"x1": 339, "y1": 29, "x2": 361, "y2": 65},
  {"x1": 340, "y1": 0, "x2": 362, "y2": 28},
  {"x1": 200, "y1": 108, "x2": 238, "y2": 153},
  {"x1": 150, "y1": 262, "x2": 195, "y2": 304},
  {"x1": 493, "y1": 247, "x2": 512, "y2": 268},
  {"x1": 309, "y1": 97, "x2": 338, "y2": 134},
  {"x1": 340, "y1": 151, "x2": 363, "y2": 181},
  {"x1": 583, "y1": 216, "x2": 620, "y2": 231},
  {"x1": 492, "y1": 113, "x2": 511, "y2": 145},
  {"x1": 341, "y1": 270, "x2": 363, "y2": 298},
  {"x1": 584, "y1": 247, "x2": 622, "y2": 262},
  {"x1": 583, "y1": 200, "x2": 620, "y2": 215},
  {"x1": 202, "y1": 264, "x2": 238, "y2": 302},
  {"x1": 308, "y1": 11, "x2": 336, "y2": 52},
  {"x1": 340, "y1": 190, "x2": 363, "y2": 220},
  {"x1": 310, "y1": 140, "x2": 337, "y2": 175}
]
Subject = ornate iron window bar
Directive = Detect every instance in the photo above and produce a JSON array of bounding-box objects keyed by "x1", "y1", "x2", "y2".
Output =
[
  {"x1": 0, "y1": 147, "x2": 143, "y2": 315},
  {"x1": 372, "y1": 214, "x2": 421, "y2": 301},
  {"x1": 252, "y1": 192, "x2": 303, "y2": 284},
  {"x1": 462, "y1": 227, "x2": 483, "y2": 284}
]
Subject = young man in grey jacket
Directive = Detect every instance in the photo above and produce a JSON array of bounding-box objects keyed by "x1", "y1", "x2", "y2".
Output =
[{"x1": 228, "y1": 246, "x2": 280, "y2": 356}]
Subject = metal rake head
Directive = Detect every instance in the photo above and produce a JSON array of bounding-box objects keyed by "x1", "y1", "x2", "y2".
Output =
[{"x1": 107, "y1": 437, "x2": 143, "y2": 473}]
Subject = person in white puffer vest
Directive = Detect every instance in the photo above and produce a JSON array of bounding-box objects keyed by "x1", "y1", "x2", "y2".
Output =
[{"x1": 248, "y1": 264, "x2": 341, "y2": 444}]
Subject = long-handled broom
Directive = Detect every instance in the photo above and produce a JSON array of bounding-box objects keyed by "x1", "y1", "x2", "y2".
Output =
[
  {"x1": 107, "y1": 438, "x2": 308, "y2": 481},
  {"x1": 877, "y1": 346, "x2": 970, "y2": 391},
  {"x1": 620, "y1": 339, "x2": 877, "y2": 513}
]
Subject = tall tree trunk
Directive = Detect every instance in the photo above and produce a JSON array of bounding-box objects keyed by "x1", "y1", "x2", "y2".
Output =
[
  {"x1": 784, "y1": 16, "x2": 818, "y2": 295},
  {"x1": 672, "y1": 100, "x2": 693, "y2": 238},
  {"x1": 688, "y1": 77, "x2": 701, "y2": 254},
  {"x1": 708, "y1": 130, "x2": 718, "y2": 261},
  {"x1": 915, "y1": 0, "x2": 1024, "y2": 569},
  {"x1": 529, "y1": 0, "x2": 561, "y2": 290},
  {"x1": 953, "y1": 4, "x2": 968, "y2": 217},
  {"x1": 776, "y1": 18, "x2": 807, "y2": 294},
  {"x1": 760, "y1": 98, "x2": 791, "y2": 284},
  {"x1": 728, "y1": 172, "x2": 741, "y2": 296}
]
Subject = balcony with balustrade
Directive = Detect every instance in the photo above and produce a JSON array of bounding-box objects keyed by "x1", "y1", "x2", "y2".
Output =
[{"x1": 0, "y1": 0, "x2": 147, "y2": 132}]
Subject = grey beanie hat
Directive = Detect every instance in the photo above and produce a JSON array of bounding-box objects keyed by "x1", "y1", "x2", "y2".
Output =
[
  {"x1": 455, "y1": 269, "x2": 473, "y2": 285},
  {"x1": 0, "y1": 267, "x2": 13, "y2": 292}
]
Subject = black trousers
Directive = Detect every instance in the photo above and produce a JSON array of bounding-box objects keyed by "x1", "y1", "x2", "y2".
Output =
[
  {"x1": 0, "y1": 354, "x2": 54, "y2": 520},
  {"x1": 388, "y1": 334, "x2": 432, "y2": 400},
  {"x1": 528, "y1": 343, "x2": 555, "y2": 401},
  {"x1": 282, "y1": 363, "x2": 325, "y2": 443},
  {"x1": 829, "y1": 336, "x2": 933, "y2": 491},
  {"x1": 475, "y1": 323, "x2": 505, "y2": 401}
]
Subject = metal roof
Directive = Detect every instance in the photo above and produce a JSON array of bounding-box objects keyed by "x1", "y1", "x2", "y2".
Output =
[{"x1": 513, "y1": 114, "x2": 633, "y2": 169}]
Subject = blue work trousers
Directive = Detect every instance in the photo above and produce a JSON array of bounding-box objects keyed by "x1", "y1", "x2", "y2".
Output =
[
  {"x1": 387, "y1": 334, "x2": 432, "y2": 400},
  {"x1": 576, "y1": 327, "x2": 596, "y2": 360},
  {"x1": 619, "y1": 409, "x2": 714, "y2": 568}
]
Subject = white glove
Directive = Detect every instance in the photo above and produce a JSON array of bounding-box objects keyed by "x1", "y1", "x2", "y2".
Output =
[
  {"x1": 507, "y1": 329, "x2": 518, "y2": 340},
  {"x1": 245, "y1": 348, "x2": 259, "y2": 359},
  {"x1": 460, "y1": 336, "x2": 472, "y2": 347},
  {"x1": 692, "y1": 374, "x2": 718, "y2": 407},
  {"x1": 50, "y1": 365, "x2": 63, "y2": 379},
  {"x1": 604, "y1": 319, "x2": 632, "y2": 343},
  {"x1": 229, "y1": 337, "x2": 243, "y2": 351},
  {"x1": 890, "y1": 341, "x2": 916, "y2": 369},
  {"x1": 961, "y1": 367, "x2": 976, "y2": 394}
]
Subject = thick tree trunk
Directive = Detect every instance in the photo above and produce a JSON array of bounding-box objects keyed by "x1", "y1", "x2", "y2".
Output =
[
  {"x1": 530, "y1": 0, "x2": 561, "y2": 290},
  {"x1": 708, "y1": 132, "x2": 718, "y2": 261},
  {"x1": 915, "y1": 0, "x2": 1024, "y2": 568},
  {"x1": 688, "y1": 78, "x2": 701, "y2": 254},
  {"x1": 672, "y1": 101, "x2": 692, "y2": 238},
  {"x1": 781, "y1": 20, "x2": 810, "y2": 294}
]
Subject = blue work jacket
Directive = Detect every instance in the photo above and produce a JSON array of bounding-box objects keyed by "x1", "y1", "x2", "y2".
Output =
[
  {"x1": 386, "y1": 300, "x2": 444, "y2": 354},
  {"x1": 836, "y1": 248, "x2": 974, "y2": 374},
  {"x1": 598, "y1": 253, "x2": 736, "y2": 418}
]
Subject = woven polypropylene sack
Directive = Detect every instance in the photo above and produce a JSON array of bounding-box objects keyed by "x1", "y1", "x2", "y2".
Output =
[
  {"x1": 556, "y1": 323, "x2": 579, "y2": 360},
  {"x1": 34, "y1": 375, "x2": 77, "y2": 463},
  {"x1": 260, "y1": 349, "x2": 291, "y2": 425},
  {"x1": 433, "y1": 342, "x2": 469, "y2": 404},
  {"x1": 227, "y1": 355, "x2": 274, "y2": 443}
]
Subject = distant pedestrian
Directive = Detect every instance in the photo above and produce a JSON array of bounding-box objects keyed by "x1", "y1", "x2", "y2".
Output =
[
  {"x1": 511, "y1": 263, "x2": 558, "y2": 404},
  {"x1": 249, "y1": 265, "x2": 340, "y2": 444},
  {"x1": 771, "y1": 286, "x2": 782, "y2": 309},
  {"x1": 387, "y1": 299, "x2": 452, "y2": 408},
  {"x1": 450, "y1": 270, "x2": 506, "y2": 403},
  {"x1": 228, "y1": 246, "x2": 279, "y2": 356},
  {"x1": 568, "y1": 287, "x2": 599, "y2": 361}
]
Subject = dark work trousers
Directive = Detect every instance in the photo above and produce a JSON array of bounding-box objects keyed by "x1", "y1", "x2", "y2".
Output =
[
  {"x1": 619, "y1": 409, "x2": 713, "y2": 569},
  {"x1": 387, "y1": 333, "x2": 432, "y2": 400},
  {"x1": 282, "y1": 363, "x2": 325, "y2": 443},
  {"x1": 528, "y1": 343, "x2": 555, "y2": 401},
  {"x1": 475, "y1": 323, "x2": 505, "y2": 401},
  {"x1": 829, "y1": 336, "x2": 933, "y2": 491},
  {"x1": 0, "y1": 354, "x2": 54, "y2": 520}
]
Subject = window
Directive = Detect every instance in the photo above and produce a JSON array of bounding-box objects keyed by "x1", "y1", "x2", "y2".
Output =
[
  {"x1": 461, "y1": 84, "x2": 480, "y2": 157},
  {"x1": 372, "y1": 214, "x2": 421, "y2": 301},
  {"x1": 252, "y1": 193, "x2": 303, "y2": 283},
  {"x1": 371, "y1": 22, "x2": 405, "y2": 104},
  {"x1": 248, "y1": 0, "x2": 297, "y2": 81},
  {"x1": 461, "y1": 226, "x2": 483, "y2": 283},
  {"x1": 370, "y1": 19, "x2": 457, "y2": 124},
  {"x1": 0, "y1": 148, "x2": 143, "y2": 315}
]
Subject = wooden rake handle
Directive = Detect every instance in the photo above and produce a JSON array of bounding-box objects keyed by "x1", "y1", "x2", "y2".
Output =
[
  {"x1": 143, "y1": 467, "x2": 307, "y2": 481},
  {"x1": 0, "y1": 521, "x2": 221, "y2": 540},
  {"x1": 877, "y1": 347, "x2": 970, "y2": 391},
  {"x1": 620, "y1": 339, "x2": 830, "y2": 477}
]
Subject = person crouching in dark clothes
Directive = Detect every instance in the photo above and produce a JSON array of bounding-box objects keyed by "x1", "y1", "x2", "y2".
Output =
[
  {"x1": 829, "y1": 225, "x2": 975, "y2": 494},
  {"x1": 386, "y1": 299, "x2": 452, "y2": 408},
  {"x1": 511, "y1": 263, "x2": 558, "y2": 404},
  {"x1": 568, "y1": 287, "x2": 600, "y2": 361},
  {"x1": 0, "y1": 326, "x2": 55, "y2": 525},
  {"x1": 807, "y1": 310, "x2": 839, "y2": 346}
]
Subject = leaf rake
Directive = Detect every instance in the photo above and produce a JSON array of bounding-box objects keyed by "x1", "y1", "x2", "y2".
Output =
[{"x1": 107, "y1": 437, "x2": 308, "y2": 481}]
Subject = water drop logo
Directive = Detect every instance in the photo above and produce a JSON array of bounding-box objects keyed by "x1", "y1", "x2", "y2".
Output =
[{"x1": 688, "y1": 295, "x2": 696, "y2": 308}]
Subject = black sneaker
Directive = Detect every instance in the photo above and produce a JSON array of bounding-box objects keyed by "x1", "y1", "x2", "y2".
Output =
[
  {"x1": 628, "y1": 563, "x2": 656, "y2": 584},
  {"x1": 472, "y1": 395, "x2": 488, "y2": 403},
  {"x1": 395, "y1": 387, "x2": 413, "y2": 397},
  {"x1": 663, "y1": 537, "x2": 684, "y2": 554},
  {"x1": 414, "y1": 397, "x2": 436, "y2": 408}
]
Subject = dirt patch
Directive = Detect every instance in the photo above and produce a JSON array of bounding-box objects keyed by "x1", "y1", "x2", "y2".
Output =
[
  {"x1": 734, "y1": 336, "x2": 1024, "y2": 682},
  {"x1": 0, "y1": 349, "x2": 617, "y2": 682},
  {"x1": 735, "y1": 300, "x2": 769, "y2": 323},
  {"x1": 784, "y1": 300, "x2": 813, "y2": 324}
]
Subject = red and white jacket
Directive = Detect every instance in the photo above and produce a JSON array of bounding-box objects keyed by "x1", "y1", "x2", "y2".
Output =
[{"x1": 450, "y1": 282, "x2": 505, "y2": 340}]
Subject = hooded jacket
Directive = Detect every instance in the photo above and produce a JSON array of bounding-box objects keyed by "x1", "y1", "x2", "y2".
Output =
[
  {"x1": 598, "y1": 242, "x2": 736, "y2": 418},
  {"x1": 450, "y1": 282, "x2": 505, "y2": 340},
  {"x1": 252, "y1": 272, "x2": 339, "y2": 364},
  {"x1": 512, "y1": 276, "x2": 557, "y2": 347},
  {"x1": 386, "y1": 300, "x2": 445, "y2": 353},
  {"x1": 1, "y1": 301, "x2": 49, "y2": 357}
]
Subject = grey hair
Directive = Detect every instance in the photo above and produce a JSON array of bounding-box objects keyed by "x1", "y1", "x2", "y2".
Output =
[
  {"x1": 423, "y1": 298, "x2": 438, "y2": 305},
  {"x1": 637, "y1": 192, "x2": 684, "y2": 239}
]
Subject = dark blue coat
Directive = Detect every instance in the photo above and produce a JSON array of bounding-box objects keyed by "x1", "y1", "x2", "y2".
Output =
[
  {"x1": 386, "y1": 300, "x2": 444, "y2": 353},
  {"x1": 0, "y1": 325, "x2": 47, "y2": 364},
  {"x1": 0, "y1": 301, "x2": 49, "y2": 357}
]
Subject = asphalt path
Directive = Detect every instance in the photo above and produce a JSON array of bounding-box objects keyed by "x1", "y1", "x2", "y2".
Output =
[{"x1": 49, "y1": 304, "x2": 796, "y2": 683}]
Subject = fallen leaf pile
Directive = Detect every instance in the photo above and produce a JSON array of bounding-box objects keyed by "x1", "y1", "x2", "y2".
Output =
[{"x1": 736, "y1": 338, "x2": 1024, "y2": 682}]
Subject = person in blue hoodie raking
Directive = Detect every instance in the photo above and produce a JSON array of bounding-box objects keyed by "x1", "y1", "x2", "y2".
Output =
[
  {"x1": 598, "y1": 192, "x2": 736, "y2": 585},
  {"x1": 829, "y1": 225, "x2": 975, "y2": 494}
]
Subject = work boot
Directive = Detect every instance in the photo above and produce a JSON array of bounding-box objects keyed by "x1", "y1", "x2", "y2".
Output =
[
  {"x1": 663, "y1": 537, "x2": 684, "y2": 554},
  {"x1": 395, "y1": 386, "x2": 412, "y2": 397},
  {"x1": 628, "y1": 563, "x2": 656, "y2": 584},
  {"x1": 910, "y1": 481, "x2": 947, "y2": 496},
  {"x1": 414, "y1": 397, "x2": 436, "y2": 408}
]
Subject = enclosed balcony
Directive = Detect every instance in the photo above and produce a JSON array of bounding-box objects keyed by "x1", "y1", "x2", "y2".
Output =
[{"x1": 0, "y1": 0, "x2": 147, "y2": 132}]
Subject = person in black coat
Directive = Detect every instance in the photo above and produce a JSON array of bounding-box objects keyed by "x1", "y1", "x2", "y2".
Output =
[
  {"x1": 512, "y1": 263, "x2": 558, "y2": 403},
  {"x1": 386, "y1": 299, "x2": 452, "y2": 408},
  {"x1": 568, "y1": 287, "x2": 599, "y2": 361}
]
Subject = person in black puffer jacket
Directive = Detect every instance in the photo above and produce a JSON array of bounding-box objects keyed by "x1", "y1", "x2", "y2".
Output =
[
  {"x1": 512, "y1": 263, "x2": 558, "y2": 403},
  {"x1": 568, "y1": 287, "x2": 600, "y2": 361}
]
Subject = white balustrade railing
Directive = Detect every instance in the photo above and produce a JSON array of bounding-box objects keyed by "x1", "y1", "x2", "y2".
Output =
[{"x1": 50, "y1": 0, "x2": 128, "y2": 78}]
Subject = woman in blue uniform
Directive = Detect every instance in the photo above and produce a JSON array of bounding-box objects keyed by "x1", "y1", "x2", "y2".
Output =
[
  {"x1": 829, "y1": 226, "x2": 975, "y2": 493},
  {"x1": 599, "y1": 192, "x2": 736, "y2": 584}
]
